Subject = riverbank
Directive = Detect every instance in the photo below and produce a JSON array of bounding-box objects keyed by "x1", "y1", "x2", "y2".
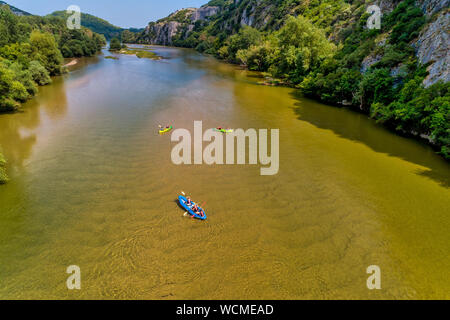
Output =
[
  {"x1": 222, "y1": 54, "x2": 449, "y2": 161},
  {"x1": 133, "y1": 0, "x2": 449, "y2": 161}
]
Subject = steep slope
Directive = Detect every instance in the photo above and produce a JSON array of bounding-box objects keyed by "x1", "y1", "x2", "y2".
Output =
[
  {"x1": 138, "y1": 0, "x2": 448, "y2": 85},
  {"x1": 0, "y1": 1, "x2": 31, "y2": 16},
  {"x1": 49, "y1": 11, "x2": 123, "y2": 40},
  {"x1": 138, "y1": 6, "x2": 220, "y2": 45}
]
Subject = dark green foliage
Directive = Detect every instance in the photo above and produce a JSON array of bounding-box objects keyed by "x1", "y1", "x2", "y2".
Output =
[
  {"x1": 121, "y1": 30, "x2": 138, "y2": 43},
  {"x1": 371, "y1": 81, "x2": 449, "y2": 158},
  {"x1": 109, "y1": 38, "x2": 122, "y2": 51},
  {"x1": 359, "y1": 68, "x2": 395, "y2": 109},
  {"x1": 49, "y1": 11, "x2": 123, "y2": 40},
  {"x1": 384, "y1": 0, "x2": 426, "y2": 44}
]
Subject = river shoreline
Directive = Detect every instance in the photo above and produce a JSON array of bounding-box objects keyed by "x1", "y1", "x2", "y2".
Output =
[
  {"x1": 0, "y1": 45, "x2": 449, "y2": 299},
  {"x1": 64, "y1": 59, "x2": 78, "y2": 67},
  {"x1": 129, "y1": 43, "x2": 448, "y2": 162}
]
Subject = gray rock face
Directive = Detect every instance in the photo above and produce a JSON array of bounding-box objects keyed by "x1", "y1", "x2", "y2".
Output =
[
  {"x1": 143, "y1": 6, "x2": 220, "y2": 45},
  {"x1": 361, "y1": 54, "x2": 383, "y2": 73},
  {"x1": 191, "y1": 6, "x2": 220, "y2": 22},
  {"x1": 144, "y1": 21, "x2": 182, "y2": 46},
  {"x1": 416, "y1": 0, "x2": 450, "y2": 16},
  {"x1": 375, "y1": 0, "x2": 401, "y2": 13},
  {"x1": 414, "y1": 11, "x2": 449, "y2": 87},
  {"x1": 240, "y1": 6, "x2": 255, "y2": 27}
]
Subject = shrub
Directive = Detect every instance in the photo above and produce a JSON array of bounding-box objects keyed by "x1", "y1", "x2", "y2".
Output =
[
  {"x1": 109, "y1": 37, "x2": 121, "y2": 51},
  {"x1": 29, "y1": 60, "x2": 51, "y2": 85}
]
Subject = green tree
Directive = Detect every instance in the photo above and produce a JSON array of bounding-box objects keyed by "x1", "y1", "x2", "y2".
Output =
[
  {"x1": 29, "y1": 30, "x2": 63, "y2": 75},
  {"x1": 0, "y1": 6, "x2": 19, "y2": 47},
  {"x1": 226, "y1": 26, "x2": 262, "y2": 62},
  {"x1": 29, "y1": 60, "x2": 51, "y2": 85},
  {"x1": 270, "y1": 16, "x2": 336, "y2": 83},
  {"x1": 109, "y1": 37, "x2": 122, "y2": 51}
]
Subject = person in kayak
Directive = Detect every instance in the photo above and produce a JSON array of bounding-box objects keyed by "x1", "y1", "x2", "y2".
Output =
[
  {"x1": 192, "y1": 204, "x2": 204, "y2": 217},
  {"x1": 192, "y1": 204, "x2": 202, "y2": 215},
  {"x1": 186, "y1": 197, "x2": 192, "y2": 206}
]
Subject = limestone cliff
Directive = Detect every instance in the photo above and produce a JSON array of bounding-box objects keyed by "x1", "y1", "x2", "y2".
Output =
[
  {"x1": 413, "y1": 1, "x2": 449, "y2": 86},
  {"x1": 139, "y1": 6, "x2": 219, "y2": 45}
]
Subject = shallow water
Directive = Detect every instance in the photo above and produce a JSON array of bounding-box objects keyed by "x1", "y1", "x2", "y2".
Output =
[{"x1": 0, "y1": 47, "x2": 449, "y2": 299}]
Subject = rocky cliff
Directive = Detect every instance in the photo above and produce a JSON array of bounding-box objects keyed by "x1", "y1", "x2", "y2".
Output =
[
  {"x1": 414, "y1": 0, "x2": 449, "y2": 87},
  {"x1": 139, "y1": 6, "x2": 220, "y2": 45},
  {"x1": 139, "y1": 0, "x2": 448, "y2": 85}
]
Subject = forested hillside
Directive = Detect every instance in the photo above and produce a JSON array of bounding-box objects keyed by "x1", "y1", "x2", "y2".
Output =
[
  {"x1": 138, "y1": 0, "x2": 449, "y2": 159},
  {"x1": 49, "y1": 11, "x2": 123, "y2": 40},
  {"x1": 49, "y1": 11, "x2": 143, "y2": 43},
  {"x1": 0, "y1": 6, "x2": 106, "y2": 113},
  {"x1": 0, "y1": 5, "x2": 106, "y2": 182},
  {"x1": 0, "y1": 0, "x2": 30, "y2": 16}
]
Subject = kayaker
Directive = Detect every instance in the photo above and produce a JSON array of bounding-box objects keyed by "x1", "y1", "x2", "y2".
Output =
[
  {"x1": 186, "y1": 197, "x2": 192, "y2": 206},
  {"x1": 195, "y1": 208, "x2": 204, "y2": 218},
  {"x1": 193, "y1": 204, "x2": 201, "y2": 215}
]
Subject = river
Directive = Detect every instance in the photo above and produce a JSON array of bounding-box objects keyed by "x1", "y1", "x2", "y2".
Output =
[{"x1": 0, "y1": 46, "x2": 449, "y2": 299}]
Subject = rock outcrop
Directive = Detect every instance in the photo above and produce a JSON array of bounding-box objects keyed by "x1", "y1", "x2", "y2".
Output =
[
  {"x1": 144, "y1": 21, "x2": 183, "y2": 46},
  {"x1": 414, "y1": 11, "x2": 449, "y2": 87},
  {"x1": 141, "y1": 6, "x2": 219, "y2": 45},
  {"x1": 140, "y1": 0, "x2": 448, "y2": 87},
  {"x1": 191, "y1": 6, "x2": 219, "y2": 22},
  {"x1": 416, "y1": 0, "x2": 450, "y2": 16}
]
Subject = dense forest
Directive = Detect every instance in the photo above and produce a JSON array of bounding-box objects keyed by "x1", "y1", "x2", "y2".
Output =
[
  {"x1": 138, "y1": 0, "x2": 449, "y2": 160},
  {"x1": 50, "y1": 11, "x2": 122, "y2": 40},
  {"x1": 50, "y1": 11, "x2": 143, "y2": 42},
  {"x1": 0, "y1": 4, "x2": 106, "y2": 183}
]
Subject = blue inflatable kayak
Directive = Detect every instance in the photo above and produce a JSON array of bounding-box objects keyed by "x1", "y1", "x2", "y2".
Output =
[{"x1": 179, "y1": 195, "x2": 207, "y2": 220}]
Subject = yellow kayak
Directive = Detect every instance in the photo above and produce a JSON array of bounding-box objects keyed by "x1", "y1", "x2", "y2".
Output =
[
  {"x1": 159, "y1": 126, "x2": 173, "y2": 134},
  {"x1": 214, "y1": 128, "x2": 234, "y2": 134}
]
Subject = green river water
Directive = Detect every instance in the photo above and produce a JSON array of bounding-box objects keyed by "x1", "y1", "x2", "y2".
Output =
[{"x1": 0, "y1": 46, "x2": 449, "y2": 299}]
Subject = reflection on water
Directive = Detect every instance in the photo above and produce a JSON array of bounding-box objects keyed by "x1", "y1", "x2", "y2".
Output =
[
  {"x1": 0, "y1": 75, "x2": 68, "y2": 170},
  {"x1": 0, "y1": 47, "x2": 448, "y2": 299},
  {"x1": 291, "y1": 92, "x2": 450, "y2": 188}
]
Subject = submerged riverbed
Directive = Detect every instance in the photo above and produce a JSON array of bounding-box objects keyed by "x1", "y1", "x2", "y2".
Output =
[{"x1": 0, "y1": 46, "x2": 449, "y2": 299}]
